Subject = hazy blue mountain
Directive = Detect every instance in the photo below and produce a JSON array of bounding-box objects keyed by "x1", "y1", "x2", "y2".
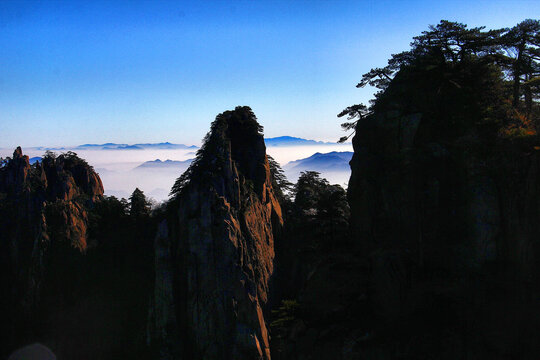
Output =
[
  {"x1": 27, "y1": 146, "x2": 67, "y2": 151},
  {"x1": 134, "y1": 158, "x2": 193, "y2": 170},
  {"x1": 76, "y1": 142, "x2": 198, "y2": 150},
  {"x1": 264, "y1": 136, "x2": 337, "y2": 146},
  {"x1": 284, "y1": 151, "x2": 353, "y2": 172},
  {"x1": 29, "y1": 157, "x2": 42, "y2": 164},
  {"x1": 133, "y1": 142, "x2": 198, "y2": 149},
  {"x1": 104, "y1": 145, "x2": 144, "y2": 150}
]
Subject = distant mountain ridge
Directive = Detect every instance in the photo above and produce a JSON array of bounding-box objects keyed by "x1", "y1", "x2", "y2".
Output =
[
  {"x1": 29, "y1": 157, "x2": 42, "y2": 164},
  {"x1": 134, "y1": 158, "x2": 193, "y2": 170},
  {"x1": 264, "y1": 136, "x2": 345, "y2": 146},
  {"x1": 284, "y1": 151, "x2": 353, "y2": 172},
  {"x1": 6, "y1": 138, "x2": 348, "y2": 153},
  {"x1": 76, "y1": 142, "x2": 198, "y2": 150}
]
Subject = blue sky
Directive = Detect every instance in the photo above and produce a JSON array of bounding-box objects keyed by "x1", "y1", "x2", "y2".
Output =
[{"x1": 1, "y1": 0, "x2": 539, "y2": 147}]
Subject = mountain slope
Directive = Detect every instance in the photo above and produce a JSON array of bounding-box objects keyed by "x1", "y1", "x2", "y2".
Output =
[
  {"x1": 149, "y1": 106, "x2": 283, "y2": 359},
  {"x1": 284, "y1": 151, "x2": 353, "y2": 172},
  {"x1": 0, "y1": 148, "x2": 105, "y2": 356}
]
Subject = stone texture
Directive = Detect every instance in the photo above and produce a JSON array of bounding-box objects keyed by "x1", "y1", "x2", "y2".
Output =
[
  {"x1": 149, "y1": 107, "x2": 283, "y2": 359},
  {"x1": 0, "y1": 147, "x2": 104, "y2": 344},
  {"x1": 346, "y1": 110, "x2": 540, "y2": 357}
]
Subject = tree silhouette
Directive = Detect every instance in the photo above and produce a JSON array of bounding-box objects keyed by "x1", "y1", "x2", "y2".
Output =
[
  {"x1": 502, "y1": 19, "x2": 540, "y2": 114},
  {"x1": 338, "y1": 19, "x2": 535, "y2": 141},
  {"x1": 129, "y1": 188, "x2": 150, "y2": 218}
]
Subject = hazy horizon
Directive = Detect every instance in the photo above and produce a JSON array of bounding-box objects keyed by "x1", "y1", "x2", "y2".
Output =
[{"x1": 0, "y1": 142, "x2": 353, "y2": 201}]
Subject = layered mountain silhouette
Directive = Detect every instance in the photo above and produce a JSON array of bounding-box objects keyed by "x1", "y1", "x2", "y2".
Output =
[
  {"x1": 29, "y1": 156, "x2": 41, "y2": 164},
  {"x1": 76, "y1": 142, "x2": 198, "y2": 150},
  {"x1": 264, "y1": 136, "x2": 340, "y2": 146},
  {"x1": 284, "y1": 151, "x2": 352, "y2": 172},
  {"x1": 133, "y1": 158, "x2": 193, "y2": 170}
]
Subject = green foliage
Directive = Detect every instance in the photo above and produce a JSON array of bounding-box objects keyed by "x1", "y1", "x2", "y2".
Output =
[
  {"x1": 267, "y1": 154, "x2": 293, "y2": 202},
  {"x1": 42, "y1": 150, "x2": 95, "y2": 173},
  {"x1": 337, "y1": 104, "x2": 372, "y2": 143},
  {"x1": 339, "y1": 19, "x2": 540, "y2": 142},
  {"x1": 502, "y1": 19, "x2": 540, "y2": 113},
  {"x1": 43, "y1": 150, "x2": 57, "y2": 160},
  {"x1": 62, "y1": 151, "x2": 94, "y2": 171},
  {"x1": 294, "y1": 171, "x2": 329, "y2": 211},
  {"x1": 170, "y1": 106, "x2": 262, "y2": 199},
  {"x1": 96, "y1": 195, "x2": 129, "y2": 218},
  {"x1": 88, "y1": 195, "x2": 129, "y2": 241},
  {"x1": 129, "y1": 188, "x2": 151, "y2": 218},
  {"x1": 290, "y1": 171, "x2": 350, "y2": 248}
]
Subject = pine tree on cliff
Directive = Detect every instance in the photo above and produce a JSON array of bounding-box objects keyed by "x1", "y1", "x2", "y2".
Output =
[
  {"x1": 502, "y1": 19, "x2": 540, "y2": 114},
  {"x1": 129, "y1": 188, "x2": 150, "y2": 218},
  {"x1": 267, "y1": 154, "x2": 292, "y2": 203},
  {"x1": 338, "y1": 19, "x2": 527, "y2": 141},
  {"x1": 291, "y1": 171, "x2": 349, "y2": 247}
]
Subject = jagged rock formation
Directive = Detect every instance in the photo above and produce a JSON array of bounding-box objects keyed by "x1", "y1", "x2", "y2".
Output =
[
  {"x1": 149, "y1": 106, "x2": 283, "y2": 359},
  {"x1": 347, "y1": 111, "x2": 540, "y2": 357},
  {"x1": 0, "y1": 147, "x2": 103, "y2": 355}
]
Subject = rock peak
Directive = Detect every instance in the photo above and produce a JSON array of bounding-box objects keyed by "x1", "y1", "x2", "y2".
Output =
[
  {"x1": 13, "y1": 146, "x2": 23, "y2": 159},
  {"x1": 220, "y1": 106, "x2": 267, "y2": 195},
  {"x1": 150, "y1": 107, "x2": 282, "y2": 359}
]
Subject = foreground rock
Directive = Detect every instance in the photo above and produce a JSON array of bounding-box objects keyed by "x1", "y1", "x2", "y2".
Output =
[
  {"x1": 0, "y1": 148, "x2": 103, "y2": 356},
  {"x1": 148, "y1": 106, "x2": 283, "y2": 359},
  {"x1": 347, "y1": 111, "x2": 540, "y2": 358}
]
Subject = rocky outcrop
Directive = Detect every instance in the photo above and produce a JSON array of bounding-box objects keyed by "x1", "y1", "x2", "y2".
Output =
[
  {"x1": 347, "y1": 111, "x2": 540, "y2": 357},
  {"x1": 149, "y1": 107, "x2": 283, "y2": 359},
  {"x1": 0, "y1": 147, "x2": 103, "y2": 355},
  {"x1": 0, "y1": 148, "x2": 103, "y2": 248}
]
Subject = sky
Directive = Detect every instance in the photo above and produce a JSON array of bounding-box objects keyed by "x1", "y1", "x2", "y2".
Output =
[{"x1": 1, "y1": 0, "x2": 539, "y2": 148}]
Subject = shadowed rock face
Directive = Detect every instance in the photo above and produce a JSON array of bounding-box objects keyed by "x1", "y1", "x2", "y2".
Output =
[
  {"x1": 0, "y1": 147, "x2": 104, "y2": 355},
  {"x1": 149, "y1": 107, "x2": 283, "y2": 359},
  {"x1": 346, "y1": 112, "x2": 540, "y2": 357}
]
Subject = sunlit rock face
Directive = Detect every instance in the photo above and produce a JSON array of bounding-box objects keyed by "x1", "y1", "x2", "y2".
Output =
[
  {"x1": 149, "y1": 107, "x2": 283, "y2": 359},
  {"x1": 0, "y1": 147, "x2": 103, "y2": 354}
]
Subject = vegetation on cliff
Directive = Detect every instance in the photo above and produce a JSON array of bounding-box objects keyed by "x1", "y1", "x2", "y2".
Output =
[
  {"x1": 328, "y1": 19, "x2": 540, "y2": 359},
  {"x1": 151, "y1": 106, "x2": 282, "y2": 360},
  {"x1": 339, "y1": 19, "x2": 540, "y2": 143},
  {"x1": 0, "y1": 149, "x2": 155, "y2": 359},
  {"x1": 170, "y1": 106, "x2": 265, "y2": 200}
]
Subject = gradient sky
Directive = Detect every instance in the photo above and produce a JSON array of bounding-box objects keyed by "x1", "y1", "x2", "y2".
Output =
[{"x1": 1, "y1": 0, "x2": 539, "y2": 148}]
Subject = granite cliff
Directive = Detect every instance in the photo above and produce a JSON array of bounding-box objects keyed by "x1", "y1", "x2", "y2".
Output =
[
  {"x1": 345, "y1": 104, "x2": 540, "y2": 358},
  {"x1": 0, "y1": 147, "x2": 104, "y2": 355},
  {"x1": 148, "y1": 106, "x2": 283, "y2": 359}
]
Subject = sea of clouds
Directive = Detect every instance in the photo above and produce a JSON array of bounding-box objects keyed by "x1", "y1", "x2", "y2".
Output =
[{"x1": 0, "y1": 143, "x2": 353, "y2": 202}]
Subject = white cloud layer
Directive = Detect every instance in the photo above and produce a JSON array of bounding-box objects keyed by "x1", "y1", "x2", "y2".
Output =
[{"x1": 1, "y1": 144, "x2": 353, "y2": 202}]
